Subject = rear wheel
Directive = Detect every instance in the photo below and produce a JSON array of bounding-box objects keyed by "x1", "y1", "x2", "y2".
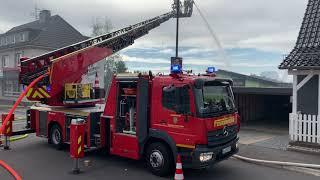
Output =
[
  {"x1": 49, "y1": 124, "x2": 63, "y2": 149},
  {"x1": 146, "y1": 142, "x2": 174, "y2": 177}
]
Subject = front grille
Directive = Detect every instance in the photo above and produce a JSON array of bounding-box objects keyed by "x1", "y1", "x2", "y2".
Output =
[{"x1": 207, "y1": 125, "x2": 237, "y2": 147}]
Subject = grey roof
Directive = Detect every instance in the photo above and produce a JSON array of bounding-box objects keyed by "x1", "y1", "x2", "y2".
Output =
[
  {"x1": 0, "y1": 15, "x2": 88, "y2": 50},
  {"x1": 233, "y1": 87, "x2": 292, "y2": 96},
  {"x1": 216, "y1": 69, "x2": 291, "y2": 87},
  {"x1": 279, "y1": 0, "x2": 320, "y2": 69}
]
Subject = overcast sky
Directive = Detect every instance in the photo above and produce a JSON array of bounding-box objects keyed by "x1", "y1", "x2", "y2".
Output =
[{"x1": 0, "y1": 0, "x2": 308, "y2": 81}]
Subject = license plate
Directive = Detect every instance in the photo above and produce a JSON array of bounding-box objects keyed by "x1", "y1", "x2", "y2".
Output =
[{"x1": 222, "y1": 146, "x2": 231, "y2": 154}]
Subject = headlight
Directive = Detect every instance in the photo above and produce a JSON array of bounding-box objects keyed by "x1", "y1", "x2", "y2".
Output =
[
  {"x1": 199, "y1": 152, "x2": 214, "y2": 162},
  {"x1": 236, "y1": 142, "x2": 239, "y2": 149}
]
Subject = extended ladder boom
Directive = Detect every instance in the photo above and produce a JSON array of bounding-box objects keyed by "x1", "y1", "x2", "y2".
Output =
[
  {"x1": 20, "y1": 12, "x2": 174, "y2": 86},
  {"x1": 19, "y1": 0, "x2": 194, "y2": 106}
]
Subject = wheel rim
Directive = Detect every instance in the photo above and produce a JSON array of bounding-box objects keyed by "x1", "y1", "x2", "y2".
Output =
[
  {"x1": 52, "y1": 128, "x2": 61, "y2": 145},
  {"x1": 149, "y1": 150, "x2": 164, "y2": 169}
]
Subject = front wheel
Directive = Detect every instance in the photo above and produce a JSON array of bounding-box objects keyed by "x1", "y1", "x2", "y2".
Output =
[{"x1": 145, "y1": 142, "x2": 174, "y2": 177}]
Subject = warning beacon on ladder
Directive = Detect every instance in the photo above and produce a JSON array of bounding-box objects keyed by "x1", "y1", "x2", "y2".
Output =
[{"x1": 94, "y1": 72, "x2": 100, "y2": 88}]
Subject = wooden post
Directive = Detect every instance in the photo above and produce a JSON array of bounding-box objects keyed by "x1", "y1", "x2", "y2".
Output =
[
  {"x1": 292, "y1": 74, "x2": 297, "y2": 114},
  {"x1": 318, "y1": 75, "x2": 320, "y2": 144},
  {"x1": 318, "y1": 74, "x2": 320, "y2": 115}
]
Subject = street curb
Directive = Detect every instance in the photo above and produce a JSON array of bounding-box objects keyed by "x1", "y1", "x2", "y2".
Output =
[
  {"x1": 232, "y1": 155, "x2": 320, "y2": 177},
  {"x1": 287, "y1": 144, "x2": 320, "y2": 155},
  {"x1": 283, "y1": 166, "x2": 320, "y2": 177}
]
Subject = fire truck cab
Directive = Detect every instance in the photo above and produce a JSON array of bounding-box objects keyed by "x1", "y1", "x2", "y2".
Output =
[{"x1": 27, "y1": 70, "x2": 239, "y2": 176}]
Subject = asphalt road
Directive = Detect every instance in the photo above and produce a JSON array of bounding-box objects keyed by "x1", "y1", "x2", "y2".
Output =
[{"x1": 0, "y1": 134, "x2": 318, "y2": 180}]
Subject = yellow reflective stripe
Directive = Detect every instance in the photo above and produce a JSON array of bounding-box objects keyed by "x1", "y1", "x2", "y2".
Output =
[
  {"x1": 38, "y1": 88, "x2": 50, "y2": 97},
  {"x1": 176, "y1": 144, "x2": 195, "y2": 149},
  {"x1": 78, "y1": 146, "x2": 82, "y2": 155},
  {"x1": 78, "y1": 136, "x2": 82, "y2": 144},
  {"x1": 6, "y1": 127, "x2": 11, "y2": 134},
  {"x1": 26, "y1": 88, "x2": 33, "y2": 97},
  {"x1": 32, "y1": 91, "x2": 44, "y2": 98},
  {"x1": 6, "y1": 121, "x2": 10, "y2": 126}
]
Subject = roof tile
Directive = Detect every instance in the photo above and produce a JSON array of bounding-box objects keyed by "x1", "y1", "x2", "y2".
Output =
[
  {"x1": 0, "y1": 14, "x2": 88, "y2": 51},
  {"x1": 279, "y1": 0, "x2": 320, "y2": 69}
]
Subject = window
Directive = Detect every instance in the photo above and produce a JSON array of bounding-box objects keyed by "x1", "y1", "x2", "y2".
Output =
[
  {"x1": 194, "y1": 83, "x2": 236, "y2": 118},
  {"x1": 162, "y1": 86, "x2": 176, "y2": 111},
  {"x1": 4, "y1": 37, "x2": 8, "y2": 45},
  {"x1": 20, "y1": 33, "x2": 25, "y2": 42},
  {"x1": 2, "y1": 55, "x2": 9, "y2": 67},
  {"x1": 3, "y1": 80, "x2": 21, "y2": 97},
  {"x1": 162, "y1": 85, "x2": 190, "y2": 114},
  {"x1": 0, "y1": 37, "x2": 4, "y2": 46},
  {"x1": 15, "y1": 52, "x2": 23, "y2": 67},
  {"x1": 177, "y1": 86, "x2": 190, "y2": 114}
]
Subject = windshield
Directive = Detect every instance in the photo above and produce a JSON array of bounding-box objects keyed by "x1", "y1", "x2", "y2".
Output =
[{"x1": 194, "y1": 84, "x2": 236, "y2": 117}]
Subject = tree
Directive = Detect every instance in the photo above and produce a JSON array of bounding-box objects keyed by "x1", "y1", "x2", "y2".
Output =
[
  {"x1": 115, "y1": 60, "x2": 127, "y2": 73},
  {"x1": 105, "y1": 54, "x2": 127, "y2": 73}
]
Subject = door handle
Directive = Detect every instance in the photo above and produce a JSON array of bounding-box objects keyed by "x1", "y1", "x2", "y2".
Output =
[{"x1": 184, "y1": 115, "x2": 189, "y2": 122}]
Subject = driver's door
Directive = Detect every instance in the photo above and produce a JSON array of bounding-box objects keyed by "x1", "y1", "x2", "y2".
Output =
[{"x1": 158, "y1": 85, "x2": 196, "y2": 145}]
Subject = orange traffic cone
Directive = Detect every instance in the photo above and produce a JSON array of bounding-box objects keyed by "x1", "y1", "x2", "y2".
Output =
[
  {"x1": 174, "y1": 154, "x2": 184, "y2": 180},
  {"x1": 94, "y1": 72, "x2": 100, "y2": 88}
]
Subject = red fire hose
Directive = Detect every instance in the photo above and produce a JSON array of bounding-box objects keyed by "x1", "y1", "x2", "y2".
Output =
[
  {"x1": 0, "y1": 160, "x2": 22, "y2": 180},
  {"x1": 0, "y1": 72, "x2": 49, "y2": 134}
]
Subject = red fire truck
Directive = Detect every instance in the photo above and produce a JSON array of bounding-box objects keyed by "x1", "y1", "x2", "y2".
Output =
[{"x1": 15, "y1": 0, "x2": 239, "y2": 176}]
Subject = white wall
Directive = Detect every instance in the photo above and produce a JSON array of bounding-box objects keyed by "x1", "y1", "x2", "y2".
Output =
[{"x1": 0, "y1": 47, "x2": 50, "y2": 69}]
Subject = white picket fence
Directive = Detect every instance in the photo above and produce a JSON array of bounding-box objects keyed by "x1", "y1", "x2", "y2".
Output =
[{"x1": 289, "y1": 113, "x2": 320, "y2": 144}]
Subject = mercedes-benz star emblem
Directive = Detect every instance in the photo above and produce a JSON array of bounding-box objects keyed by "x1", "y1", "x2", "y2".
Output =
[{"x1": 223, "y1": 126, "x2": 229, "y2": 136}]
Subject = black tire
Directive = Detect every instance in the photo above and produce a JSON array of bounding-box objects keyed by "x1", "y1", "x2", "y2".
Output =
[
  {"x1": 145, "y1": 142, "x2": 174, "y2": 177},
  {"x1": 49, "y1": 124, "x2": 63, "y2": 150}
]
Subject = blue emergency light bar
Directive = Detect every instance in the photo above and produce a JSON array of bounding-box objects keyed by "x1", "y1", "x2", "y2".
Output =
[
  {"x1": 171, "y1": 64, "x2": 182, "y2": 74},
  {"x1": 207, "y1": 67, "x2": 216, "y2": 73},
  {"x1": 170, "y1": 57, "x2": 183, "y2": 74}
]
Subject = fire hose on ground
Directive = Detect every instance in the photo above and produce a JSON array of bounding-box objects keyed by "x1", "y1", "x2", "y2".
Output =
[
  {"x1": 0, "y1": 160, "x2": 22, "y2": 180},
  {"x1": 0, "y1": 134, "x2": 29, "y2": 144},
  {"x1": 9, "y1": 134, "x2": 29, "y2": 142},
  {"x1": 233, "y1": 154, "x2": 320, "y2": 169}
]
